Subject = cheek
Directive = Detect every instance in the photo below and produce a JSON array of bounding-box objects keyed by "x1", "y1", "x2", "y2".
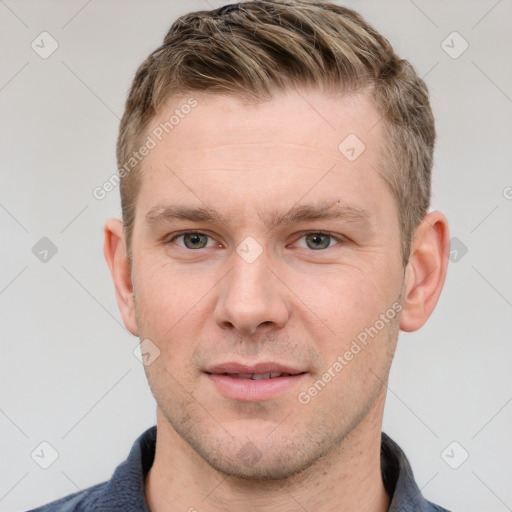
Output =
[
  {"x1": 132, "y1": 258, "x2": 212, "y2": 348},
  {"x1": 135, "y1": 254, "x2": 205, "y2": 304},
  {"x1": 292, "y1": 263, "x2": 399, "y2": 349}
]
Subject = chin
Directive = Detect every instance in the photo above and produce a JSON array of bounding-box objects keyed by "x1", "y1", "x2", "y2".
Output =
[
  {"x1": 181, "y1": 428, "x2": 329, "y2": 483},
  {"x1": 204, "y1": 448, "x2": 319, "y2": 482}
]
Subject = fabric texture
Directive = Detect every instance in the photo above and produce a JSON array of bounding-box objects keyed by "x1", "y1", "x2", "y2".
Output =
[{"x1": 27, "y1": 426, "x2": 451, "y2": 512}]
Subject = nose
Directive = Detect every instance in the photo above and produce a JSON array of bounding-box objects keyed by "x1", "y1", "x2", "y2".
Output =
[{"x1": 213, "y1": 246, "x2": 290, "y2": 336}]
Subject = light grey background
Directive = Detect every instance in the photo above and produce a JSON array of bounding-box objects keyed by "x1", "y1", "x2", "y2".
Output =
[{"x1": 1, "y1": 1, "x2": 511, "y2": 511}]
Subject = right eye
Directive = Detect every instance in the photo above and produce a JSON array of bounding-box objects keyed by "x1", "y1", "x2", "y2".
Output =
[{"x1": 170, "y1": 232, "x2": 216, "y2": 249}]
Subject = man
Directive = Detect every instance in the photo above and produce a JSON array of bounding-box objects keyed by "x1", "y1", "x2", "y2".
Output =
[{"x1": 29, "y1": 1, "x2": 451, "y2": 510}]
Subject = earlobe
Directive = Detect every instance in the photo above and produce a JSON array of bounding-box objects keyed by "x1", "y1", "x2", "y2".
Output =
[
  {"x1": 103, "y1": 218, "x2": 139, "y2": 336},
  {"x1": 399, "y1": 211, "x2": 450, "y2": 332}
]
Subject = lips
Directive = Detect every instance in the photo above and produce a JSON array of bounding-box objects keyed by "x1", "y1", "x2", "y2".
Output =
[
  {"x1": 205, "y1": 362, "x2": 306, "y2": 378},
  {"x1": 227, "y1": 372, "x2": 294, "y2": 380},
  {"x1": 204, "y1": 361, "x2": 308, "y2": 400}
]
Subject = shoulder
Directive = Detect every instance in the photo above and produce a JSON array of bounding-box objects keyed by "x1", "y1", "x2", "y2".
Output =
[
  {"x1": 25, "y1": 481, "x2": 105, "y2": 511},
  {"x1": 381, "y1": 432, "x2": 453, "y2": 512},
  {"x1": 25, "y1": 426, "x2": 156, "y2": 512},
  {"x1": 426, "y1": 503, "x2": 452, "y2": 512}
]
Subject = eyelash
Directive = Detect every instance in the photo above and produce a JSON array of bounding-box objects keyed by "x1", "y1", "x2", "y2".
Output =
[
  {"x1": 166, "y1": 231, "x2": 346, "y2": 250},
  {"x1": 168, "y1": 231, "x2": 218, "y2": 249}
]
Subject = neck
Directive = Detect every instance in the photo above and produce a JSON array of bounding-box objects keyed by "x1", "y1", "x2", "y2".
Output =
[{"x1": 145, "y1": 393, "x2": 389, "y2": 512}]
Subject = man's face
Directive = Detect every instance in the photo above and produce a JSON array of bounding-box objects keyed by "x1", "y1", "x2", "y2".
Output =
[{"x1": 130, "y1": 89, "x2": 405, "y2": 479}]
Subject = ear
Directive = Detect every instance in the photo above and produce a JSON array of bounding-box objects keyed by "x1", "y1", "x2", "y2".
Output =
[
  {"x1": 103, "y1": 218, "x2": 138, "y2": 336},
  {"x1": 400, "y1": 211, "x2": 450, "y2": 332}
]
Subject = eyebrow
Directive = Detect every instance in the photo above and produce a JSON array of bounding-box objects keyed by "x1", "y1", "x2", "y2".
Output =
[
  {"x1": 146, "y1": 204, "x2": 224, "y2": 226},
  {"x1": 145, "y1": 200, "x2": 374, "y2": 231},
  {"x1": 263, "y1": 201, "x2": 374, "y2": 231}
]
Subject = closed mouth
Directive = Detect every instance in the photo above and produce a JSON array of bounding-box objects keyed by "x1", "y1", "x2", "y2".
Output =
[{"x1": 210, "y1": 372, "x2": 305, "y2": 380}]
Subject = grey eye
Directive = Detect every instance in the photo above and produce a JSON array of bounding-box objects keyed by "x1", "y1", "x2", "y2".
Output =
[{"x1": 305, "y1": 233, "x2": 332, "y2": 250}]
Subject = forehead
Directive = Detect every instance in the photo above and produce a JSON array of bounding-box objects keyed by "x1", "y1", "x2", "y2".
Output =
[
  {"x1": 137, "y1": 89, "x2": 392, "y2": 225},
  {"x1": 147, "y1": 88, "x2": 381, "y2": 159}
]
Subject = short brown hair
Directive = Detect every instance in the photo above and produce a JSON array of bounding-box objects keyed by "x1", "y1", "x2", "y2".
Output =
[{"x1": 117, "y1": 0, "x2": 435, "y2": 265}]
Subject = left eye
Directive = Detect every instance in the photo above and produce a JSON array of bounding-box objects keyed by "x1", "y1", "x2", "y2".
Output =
[
  {"x1": 172, "y1": 232, "x2": 216, "y2": 249},
  {"x1": 293, "y1": 233, "x2": 341, "y2": 250}
]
